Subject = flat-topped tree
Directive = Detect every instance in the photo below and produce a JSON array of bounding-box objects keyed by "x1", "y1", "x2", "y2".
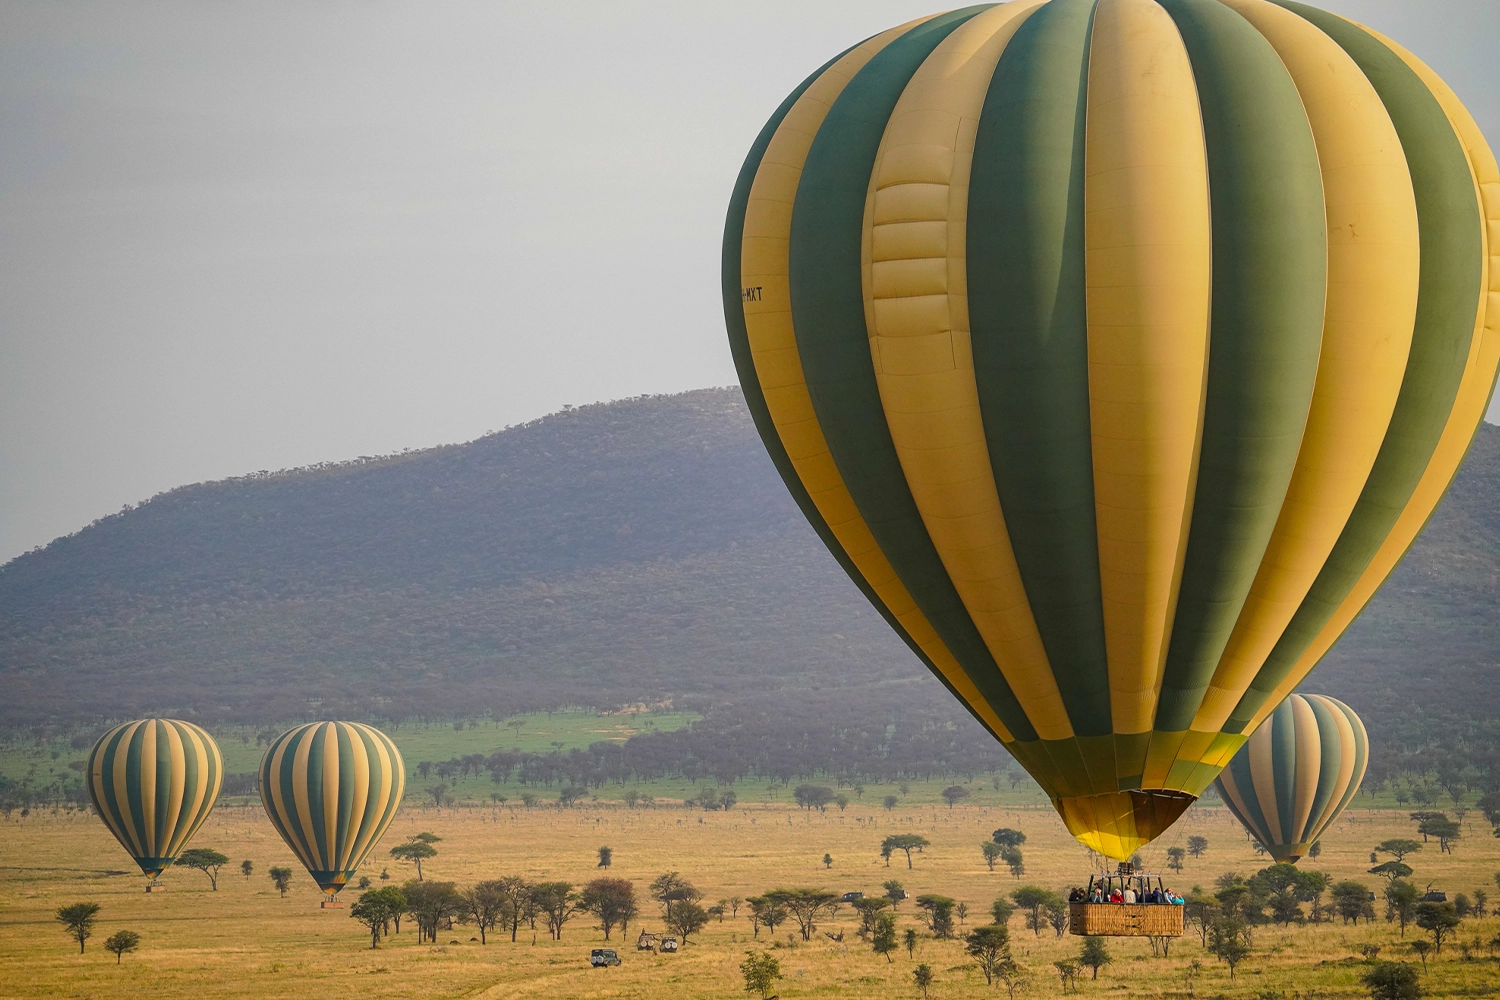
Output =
[
  {"x1": 390, "y1": 839, "x2": 437, "y2": 880},
  {"x1": 56, "y1": 902, "x2": 99, "y2": 954},
  {"x1": 881, "y1": 834, "x2": 929, "y2": 869},
  {"x1": 176, "y1": 849, "x2": 230, "y2": 891},
  {"x1": 1377, "y1": 839, "x2": 1423, "y2": 863}
]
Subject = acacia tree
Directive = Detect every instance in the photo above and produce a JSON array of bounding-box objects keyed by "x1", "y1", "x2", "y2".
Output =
[
  {"x1": 991, "y1": 828, "x2": 1026, "y2": 849},
  {"x1": 1376, "y1": 839, "x2": 1423, "y2": 864},
  {"x1": 1415, "y1": 900, "x2": 1461, "y2": 954},
  {"x1": 1208, "y1": 918, "x2": 1249, "y2": 978},
  {"x1": 1002, "y1": 846, "x2": 1025, "y2": 879},
  {"x1": 881, "y1": 834, "x2": 930, "y2": 870},
  {"x1": 940, "y1": 786, "x2": 970, "y2": 809},
  {"x1": 965, "y1": 924, "x2": 1011, "y2": 984},
  {"x1": 496, "y1": 876, "x2": 533, "y2": 942},
  {"x1": 104, "y1": 930, "x2": 140, "y2": 964},
  {"x1": 1166, "y1": 847, "x2": 1186, "y2": 873},
  {"x1": 390, "y1": 838, "x2": 438, "y2": 880},
  {"x1": 982, "y1": 842, "x2": 1004, "y2": 871},
  {"x1": 461, "y1": 881, "x2": 508, "y2": 944},
  {"x1": 352, "y1": 889, "x2": 403, "y2": 948},
  {"x1": 240, "y1": 860, "x2": 254, "y2": 880},
  {"x1": 852, "y1": 896, "x2": 892, "y2": 938},
  {"x1": 1187, "y1": 835, "x2": 1209, "y2": 858},
  {"x1": 268, "y1": 866, "x2": 294, "y2": 897},
  {"x1": 1079, "y1": 936, "x2": 1112, "y2": 979},
  {"x1": 666, "y1": 900, "x2": 710, "y2": 944},
  {"x1": 580, "y1": 878, "x2": 637, "y2": 940},
  {"x1": 916, "y1": 895, "x2": 957, "y2": 938},
  {"x1": 1011, "y1": 886, "x2": 1058, "y2": 937},
  {"x1": 405, "y1": 881, "x2": 463, "y2": 943},
  {"x1": 872, "y1": 912, "x2": 898, "y2": 961},
  {"x1": 740, "y1": 950, "x2": 782, "y2": 998},
  {"x1": 176, "y1": 849, "x2": 230, "y2": 891},
  {"x1": 765, "y1": 889, "x2": 837, "y2": 941},
  {"x1": 531, "y1": 881, "x2": 579, "y2": 940},
  {"x1": 56, "y1": 902, "x2": 100, "y2": 953}
]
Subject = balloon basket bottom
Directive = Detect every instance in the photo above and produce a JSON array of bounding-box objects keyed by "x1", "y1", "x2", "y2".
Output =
[
  {"x1": 145, "y1": 882, "x2": 166, "y2": 893},
  {"x1": 320, "y1": 900, "x2": 344, "y2": 909}
]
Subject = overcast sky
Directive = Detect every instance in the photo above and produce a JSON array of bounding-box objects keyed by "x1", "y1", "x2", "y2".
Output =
[{"x1": 2, "y1": 1, "x2": 1497, "y2": 562}]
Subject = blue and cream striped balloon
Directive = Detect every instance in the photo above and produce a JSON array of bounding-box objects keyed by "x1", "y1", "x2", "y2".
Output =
[
  {"x1": 258, "y1": 722, "x2": 405, "y2": 896},
  {"x1": 86, "y1": 718, "x2": 223, "y2": 880},
  {"x1": 1214, "y1": 694, "x2": 1368, "y2": 861}
]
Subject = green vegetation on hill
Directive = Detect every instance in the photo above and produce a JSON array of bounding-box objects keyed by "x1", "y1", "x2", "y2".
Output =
[{"x1": 0, "y1": 389, "x2": 1496, "y2": 800}]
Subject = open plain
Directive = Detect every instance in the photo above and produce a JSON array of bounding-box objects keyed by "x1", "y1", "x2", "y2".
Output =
[{"x1": 4, "y1": 797, "x2": 1498, "y2": 999}]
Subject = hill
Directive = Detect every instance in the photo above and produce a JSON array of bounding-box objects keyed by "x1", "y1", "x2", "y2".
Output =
[{"x1": 1, "y1": 388, "x2": 1496, "y2": 781}]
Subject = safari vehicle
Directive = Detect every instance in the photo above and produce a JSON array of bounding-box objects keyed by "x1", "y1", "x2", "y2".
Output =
[
  {"x1": 839, "y1": 891, "x2": 864, "y2": 903},
  {"x1": 1069, "y1": 863, "x2": 1183, "y2": 938},
  {"x1": 658, "y1": 935, "x2": 680, "y2": 953},
  {"x1": 590, "y1": 948, "x2": 621, "y2": 967},
  {"x1": 636, "y1": 931, "x2": 658, "y2": 951}
]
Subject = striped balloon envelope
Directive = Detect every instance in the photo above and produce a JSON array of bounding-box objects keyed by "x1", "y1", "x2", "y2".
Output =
[
  {"x1": 258, "y1": 722, "x2": 405, "y2": 896},
  {"x1": 1214, "y1": 694, "x2": 1368, "y2": 861},
  {"x1": 723, "y1": 0, "x2": 1499, "y2": 859},
  {"x1": 86, "y1": 719, "x2": 223, "y2": 882}
]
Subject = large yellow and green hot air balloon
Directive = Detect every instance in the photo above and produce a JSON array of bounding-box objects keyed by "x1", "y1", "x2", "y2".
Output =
[
  {"x1": 86, "y1": 718, "x2": 223, "y2": 886},
  {"x1": 258, "y1": 722, "x2": 405, "y2": 897},
  {"x1": 723, "y1": 0, "x2": 1500, "y2": 859},
  {"x1": 1214, "y1": 694, "x2": 1367, "y2": 861}
]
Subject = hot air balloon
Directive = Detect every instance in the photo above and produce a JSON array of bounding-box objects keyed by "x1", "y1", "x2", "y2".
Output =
[
  {"x1": 1214, "y1": 694, "x2": 1368, "y2": 861},
  {"x1": 723, "y1": 0, "x2": 1499, "y2": 859},
  {"x1": 86, "y1": 719, "x2": 223, "y2": 889},
  {"x1": 258, "y1": 721, "x2": 405, "y2": 901}
]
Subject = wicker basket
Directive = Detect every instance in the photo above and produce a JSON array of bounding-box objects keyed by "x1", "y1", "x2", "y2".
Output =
[{"x1": 1068, "y1": 902, "x2": 1184, "y2": 937}]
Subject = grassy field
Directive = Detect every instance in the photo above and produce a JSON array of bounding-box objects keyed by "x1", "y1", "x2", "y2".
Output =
[{"x1": 4, "y1": 796, "x2": 1498, "y2": 999}]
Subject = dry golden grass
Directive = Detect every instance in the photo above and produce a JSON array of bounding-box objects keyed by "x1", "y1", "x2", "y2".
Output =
[{"x1": 3, "y1": 799, "x2": 1498, "y2": 999}]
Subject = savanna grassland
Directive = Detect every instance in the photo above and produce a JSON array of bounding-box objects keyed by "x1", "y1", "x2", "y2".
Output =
[{"x1": 5, "y1": 798, "x2": 1498, "y2": 1000}]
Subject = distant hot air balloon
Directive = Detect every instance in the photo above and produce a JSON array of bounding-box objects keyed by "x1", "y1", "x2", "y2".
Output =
[
  {"x1": 723, "y1": 0, "x2": 1499, "y2": 859},
  {"x1": 86, "y1": 719, "x2": 223, "y2": 887},
  {"x1": 258, "y1": 722, "x2": 405, "y2": 898},
  {"x1": 1214, "y1": 694, "x2": 1368, "y2": 861}
]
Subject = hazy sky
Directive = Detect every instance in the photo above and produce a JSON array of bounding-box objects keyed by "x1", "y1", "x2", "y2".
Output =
[{"x1": 2, "y1": 1, "x2": 1497, "y2": 561}]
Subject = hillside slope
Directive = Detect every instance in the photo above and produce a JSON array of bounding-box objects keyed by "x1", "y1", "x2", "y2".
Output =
[{"x1": 1, "y1": 389, "x2": 1496, "y2": 747}]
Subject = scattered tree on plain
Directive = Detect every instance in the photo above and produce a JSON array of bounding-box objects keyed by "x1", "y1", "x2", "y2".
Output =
[
  {"x1": 981, "y1": 841, "x2": 1004, "y2": 871},
  {"x1": 991, "y1": 828, "x2": 1026, "y2": 849},
  {"x1": 940, "y1": 785, "x2": 969, "y2": 808},
  {"x1": 1167, "y1": 846, "x2": 1186, "y2": 873},
  {"x1": 531, "y1": 881, "x2": 579, "y2": 940},
  {"x1": 883, "y1": 795, "x2": 898, "y2": 811},
  {"x1": 884, "y1": 880, "x2": 906, "y2": 907},
  {"x1": 390, "y1": 838, "x2": 438, "y2": 880},
  {"x1": 793, "y1": 784, "x2": 836, "y2": 813},
  {"x1": 104, "y1": 929, "x2": 140, "y2": 964},
  {"x1": 351, "y1": 888, "x2": 404, "y2": 948},
  {"x1": 1010, "y1": 886, "x2": 1058, "y2": 937},
  {"x1": 1054, "y1": 959, "x2": 1080, "y2": 994},
  {"x1": 461, "y1": 881, "x2": 508, "y2": 944},
  {"x1": 904, "y1": 927, "x2": 919, "y2": 959},
  {"x1": 240, "y1": 860, "x2": 254, "y2": 880},
  {"x1": 872, "y1": 912, "x2": 898, "y2": 961},
  {"x1": 56, "y1": 902, "x2": 100, "y2": 954},
  {"x1": 881, "y1": 834, "x2": 930, "y2": 869},
  {"x1": 1079, "y1": 936, "x2": 1112, "y2": 979},
  {"x1": 1414, "y1": 900, "x2": 1460, "y2": 954},
  {"x1": 580, "y1": 878, "x2": 637, "y2": 940},
  {"x1": 913, "y1": 963, "x2": 934, "y2": 999},
  {"x1": 991, "y1": 896, "x2": 1016, "y2": 926},
  {"x1": 176, "y1": 849, "x2": 230, "y2": 891},
  {"x1": 665, "y1": 899, "x2": 710, "y2": 944},
  {"x1": 1377, "y1": 839, "x2": 1423, "y2": 864},
  {"x1": 1002, "y1": 846, "x2": 1025, "y2": 879},
  {"x1": 1208, "y1": 918, "x2": 1249, "y2": 978},
  {"x1": 740, "y1": 950, "x2": 781, "y2": 998},
  {"x1": 915, "y1": 895, "x2": 956, "y2": 938},
  {"x1": 823, "y1": 853, "x2": 833, "y2": 870},
  {"x1": 1333, "y1": 881, "x2": 1374, "y2": 925},
  {"x1": 965, "y1": 924, "x2": 1011, "y2": 985},
  {"x1": 1187, "y1": 835, "x2": 1209, "y2": 858},
  {"x1": 268, "y1": 866, "x2": 294, "y2": 897},
  {"x1": 764, "y1": 889, "x2": 837, "y2": 941},
  {"x1": 405, "y1": 880, "x2": 463, "y2": 943},
  {"x1": 597, "y1": 846, "x2": 612, "y2": 868},
  {"x1": 853, "y1": 896, "x2": 891, "y2": 938}
]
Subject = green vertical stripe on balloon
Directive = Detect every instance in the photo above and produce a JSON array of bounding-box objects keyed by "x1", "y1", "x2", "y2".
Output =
[
  {"x1": 190, "y1": 722, "x2": 220, "y2": 839},
  {"x1": 277, "y1": 730, "x2": 313, "y2": 862},
  {"x1": 336, "y1": 724, "x2": 357, "y2": 865},
  {"x1": 97, "y1": 726, "x2": 130, "y2": 857},
  {"x1": 789, "y1": 4, "x2": 1041, "y2": 745},
  {"x1": 1228, "y1": 4, "x2": 1484, "y2": 731},
  {"x1": 305, "y1": 724, "x2": 329, "y2": 868},
  {"x1": 1270, "y1": 703, "x2": 1298, "y2": 846},
  {"x1": 967, "y1": 0, "x2": 1110, "y2": 738},
  {"x1": 153, "y1": 720, "x2": 172, "y2": 854},
  {"x1": 718, "y1": 43, "x2": 991, "y2": 735},
  {"x1": 124, "y1": 723, "x2": 148, "y2": 856},
  {"x1": 1304, "y1": 698, "x2": 1343, "y2": 843},
  {"x1": 1150, "y1": 0, "x2": 1326, "y2": 732},
  {"x1": 172, "y1": 721, "x2": 198, "y2": 856}
]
